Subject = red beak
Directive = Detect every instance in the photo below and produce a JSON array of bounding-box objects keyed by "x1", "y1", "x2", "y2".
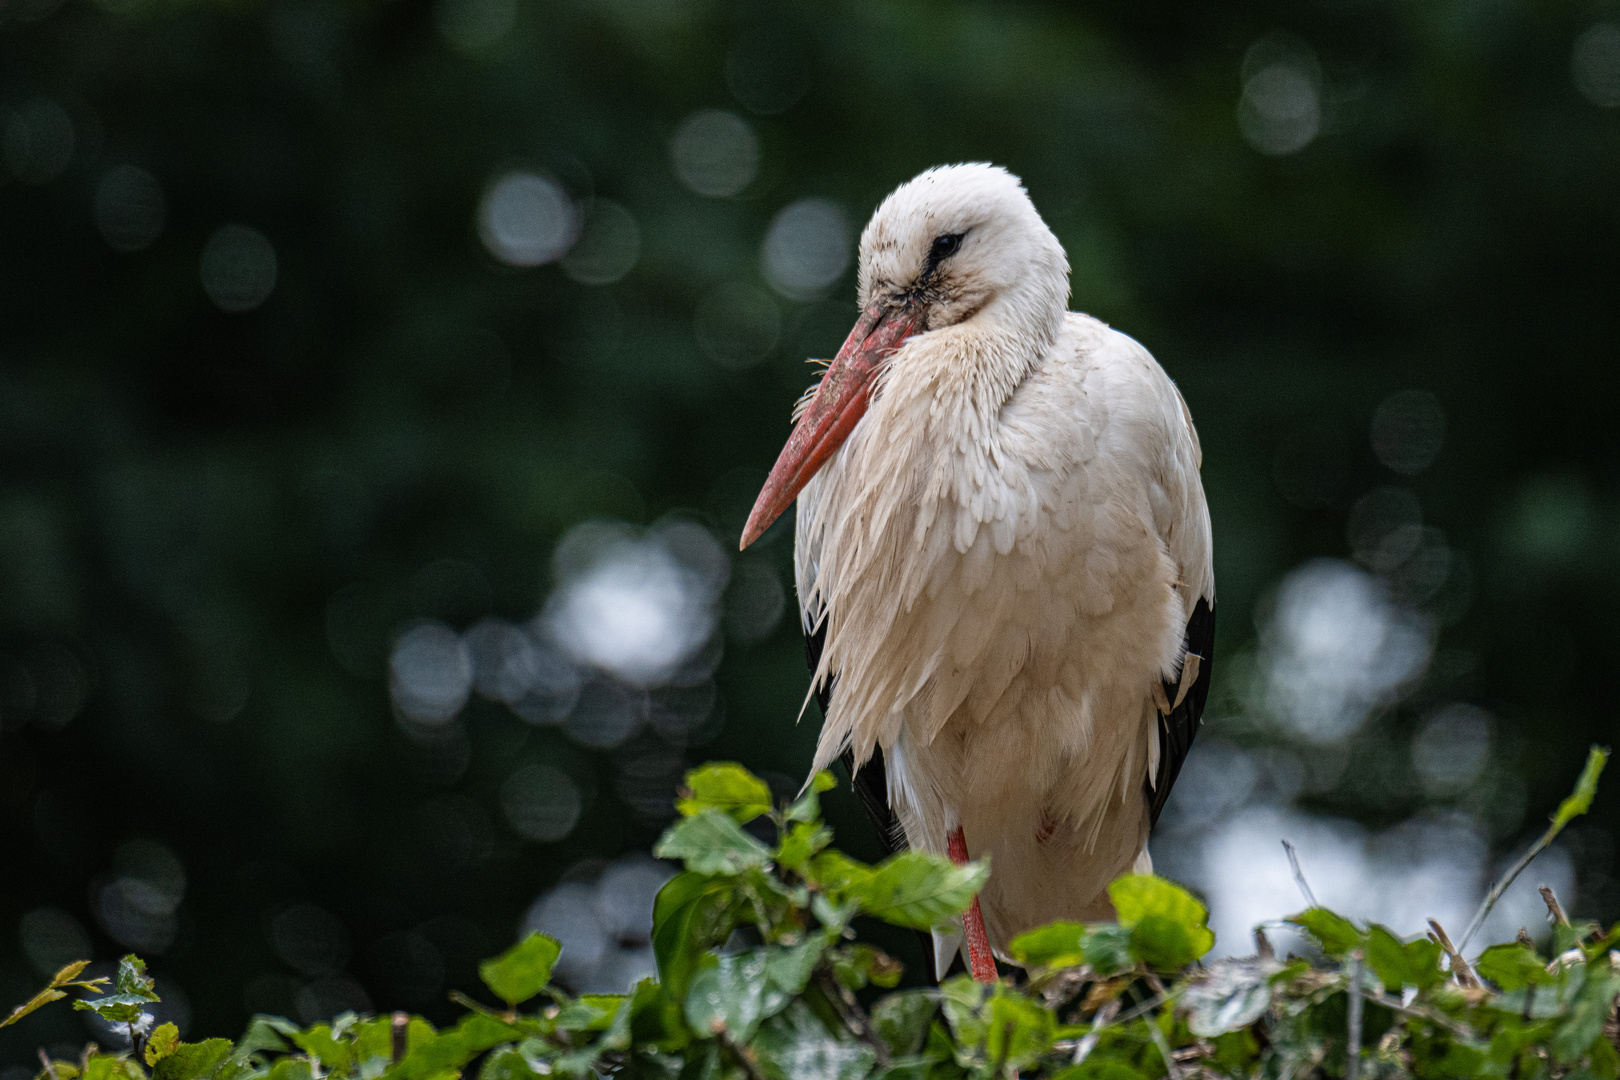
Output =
[{"x1": 740, "y1": 298, "x2": 924, "y2": 549}]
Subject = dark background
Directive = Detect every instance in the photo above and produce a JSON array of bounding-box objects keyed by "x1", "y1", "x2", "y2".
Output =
[{"x1": 3, "y1": 0, "x2": 1619, "y2": 1063}]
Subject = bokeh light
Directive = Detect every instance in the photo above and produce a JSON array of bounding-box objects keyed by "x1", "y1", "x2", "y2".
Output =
[
  {"x1": 390, "y1": 622, "x2": 473, "y2": 726},
  {"x1": 199, "y1": 224, "x2": 278, "y2": 312},
  {"x1": 3, "y1": 98, "x2": 74, "y2": 184},
  {"x1": 669, "y1": 109, "x2": 760, "y2": 197},
  {"x1": 93, "y1": 165, "x2": 167, "y2": 252},
  {"x1": 560, "y1": 200, "x2": 641, "y2": 285},
  {"x1": 519, "y1": 855, "x2": 670, "y2": 993},
  {"x1": 693, "y1": 281, "x2": 781, "y2": 369},
  {"x1": 1370, "y1": 390, "x2": 1446, "y2": 476},
  {"x1": 1253, "y1": 558, "x2": 1432, "y2": 744},
  {"x1": 543, "y1": 520, "x2": 727, "y2": 687},
  {"x1": 434, "y1": 0, "x2": 514, "y2": 53},
  {"x1": 477, "y1": 171, "x2": 578, "y2": 267},
  {"x1": 762, "y1": 198, "x2": 851, "y2": 299},
  {"x1": 499, "y1": 763, "x2": 583, "y2": 842},
  {"x1": 1572, "y1": 23, "x2": 1620, "y2": 108},
  {"x1": 1237, "y1": 34, "x2": 1322, "y2": 156}
]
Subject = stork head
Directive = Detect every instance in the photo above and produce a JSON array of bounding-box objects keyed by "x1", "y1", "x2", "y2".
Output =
[{"x1": 740, "y1": 164, "x2": 1069, "y2": 549}]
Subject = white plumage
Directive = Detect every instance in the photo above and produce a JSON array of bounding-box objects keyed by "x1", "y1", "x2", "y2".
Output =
[{"x1": 742, "y1": 164, "x2": 1214, "y2": 978}]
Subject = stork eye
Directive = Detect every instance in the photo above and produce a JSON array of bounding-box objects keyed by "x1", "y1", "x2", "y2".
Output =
[{"x1": 929, "y1": 233, "x2": 964, "y2": 263}]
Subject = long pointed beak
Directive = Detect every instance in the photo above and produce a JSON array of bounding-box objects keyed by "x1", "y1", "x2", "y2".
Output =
[{"x1": 740, "y1": 298, "x2": 923, "y2": 549}]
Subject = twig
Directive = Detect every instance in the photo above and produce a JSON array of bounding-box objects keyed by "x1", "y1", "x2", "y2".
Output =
[
  {"x1": 37, "y1": 1048, "x2": 58, "y2": 1080},
  {"x1": 1427, "y1": 919, "x2": 1481, "y2": 989},
  {"x1": 1073, "y1": 999, "x2": 1121, "y2": 1064},
  {"x1": 812, "y1": 969, "x2": 890, "y2": 1068},
  {"x1": 1539, "y1": 886, "x2": 1570, "y2": 927},
  {"x1": 1346, "y1": 951, "x2": 1363, "y2": 1080},
  {"x1": 1138, "y1": 993, "x2": 1182, "y2": 1080},
  {"x1": 1282, "y1": 840, "x2": 1319, "y2": 908},
  {"x1": 1255, "y1": 928, "x2": 1275, "y2": 961},
  {"x1": 1459, "y1": 818, "x2": 1577, "y2": 952},
  {"x1": 1516, "y1": 927, "x2": 1535, "y2": 947},
  {"x1": 391, "y1": 1011, "x2": 408, "y2": 1064}
]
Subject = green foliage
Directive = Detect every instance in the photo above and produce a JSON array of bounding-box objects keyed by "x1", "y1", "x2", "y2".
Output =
[
  {"x1": 12, "y1": 758, "x2": 1620, "y2": 1080},
  {"x1": 478, "y1": 934, "x2": 563, "y2": 1009}
]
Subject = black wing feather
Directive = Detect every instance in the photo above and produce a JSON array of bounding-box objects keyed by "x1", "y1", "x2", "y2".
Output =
[
  {"x1": 805, "y1": 616, "x2": 907, "y2": 857},
  {"x1": 1148, "y1": 596, "x2": 1216, "y2": 826}
]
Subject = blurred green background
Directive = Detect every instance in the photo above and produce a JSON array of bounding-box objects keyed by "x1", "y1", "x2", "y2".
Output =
[{"x1": 3, "y1": 0, "x2": 1620, "y2": 1063}]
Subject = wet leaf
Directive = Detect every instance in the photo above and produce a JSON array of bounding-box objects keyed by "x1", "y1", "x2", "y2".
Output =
[
  {"x1": 871, "y1": 991, "x2": 937, "y2": 1057},
  {"x1": 751, "y1": 1001, "x2": 876, "y2": 1080},
  {"x1": 654, "y1": 808, "x2": 775, "y2": 876},
  {"x1": 1183, "y1": 960, "x2": 1273, "y2": 1037},
  {"x1": 684, "y1": 951, "x2": 768, "y2": 1041},
  {"x1": 843, "y1": 851, "x2": 988, "y2": 930}
]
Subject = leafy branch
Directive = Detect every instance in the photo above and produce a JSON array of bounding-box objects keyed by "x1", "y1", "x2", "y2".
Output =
[{"x1": 6, "y1": 747, "x2": 1617, "y2": 1080}]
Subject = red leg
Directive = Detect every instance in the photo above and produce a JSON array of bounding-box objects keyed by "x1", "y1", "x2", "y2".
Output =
[{"x1": 946, "y1": 826, "x2": 998, "y2": 983}]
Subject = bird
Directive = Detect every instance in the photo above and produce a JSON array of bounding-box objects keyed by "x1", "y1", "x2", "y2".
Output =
[{"x1": 738, "y1": 163, "x2": 1215, "y2": 983}]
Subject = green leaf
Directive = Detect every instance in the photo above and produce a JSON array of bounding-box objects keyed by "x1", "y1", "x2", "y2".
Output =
[
  {"x1": 983, "y1": 988, "x2": 1056, "y2": 1070},
  {"x1": 479, "y1": 932, "x2": 562, "y2": 1007},
  {"x1": 806, "y1": 851, "x2": 876, "y2": 897},
  {"x1": 1365, "y1": 925, "x2": 1444, "y2": 992},
  {"x1": 938, "y1": 974, "x2": 990, "y2": 1045},
  {"x1": 1288, "y1": 908, "x2": 1363, "y2": 956},
  {"x1": 653, "y1": 808, "x2": 775, "y2": 876},
  {"x1": 684, "y1": 951, "x2": 768, "y2": 1042},
  {"x1": 555, "y1": 994, "x2": 624, "y2": 1032},
  {"x1": 1108, "y1": 876, "x2": 1214, "y2": 968},
  {"x1": 1051, "y1": 1062, "x2": 1151, "y2": 1080},
  {"x1": 1, "y1": 986, "x2": 66, "y2": 1028},
  {"x1": 146, "y1": 1023, "x2": 181, "y2": 1065},
  {"x1": 1080, "y1": 924, "x2": 1135, "y2": 977},
  {"x1": 652, "y1": 874, "x2": 737, "y2": 1002},
  {"x1": 1008, "y1": 921, "x2": 1087, "y2": 969},
  {"x1": 72, "y1": 954, "x2": 163, "y2": 1026},
  {"x1": 1554, "y1": 963, "x2": 1620, "y2": 1063},
  {"x1": 761, "y1": 937, "x2": 829, "y2": 1012},
  {"x1": 153, "y1": 1040, "x2": 233, "y2": 1080},
  {"x1": 677, "y1": 763, "x2": 775, "y2": 823},
  {"x1": 775, "y1": 821, "x2": 833, "y2": 872},
  {"x1": 844, "y1": 850, "x2": 989, "y2": 930},
  {"x1": 478, "y1": 1045, "x2": 544, "y2": 1080},
  {"x1": 392, "y1": 1013, "x2": 528, "y2": 1080},
  {"x1": 627, "y1": 978, "x2": 689, "y2": 1050},
  {"x1": 1553, "y1": 746, "x2": 1609, "y2": 830},
  {"x1": 751, "y1": 1001, "x2": 877, "y2": 1080},
  {"x1": 1183, "y1": 960, "x2": 1273, "y2": 1037},
  {"x1": 1477, "y1": 943, "x2": 1551, "y2": 991},
  {"x1": 831, "y1": 944, "x2": 903, "y2": 990},
  {"x1": 871, "y1": 991, "x2": 938, "y2": 1057},
  {"x1": 784, "y1": 770, "x2": 837, "y2": 823}
]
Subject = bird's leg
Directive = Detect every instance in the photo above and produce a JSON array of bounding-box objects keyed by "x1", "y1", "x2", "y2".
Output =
[{"x1": 946, "y1": 826, "x2": 998, "y2": 983}]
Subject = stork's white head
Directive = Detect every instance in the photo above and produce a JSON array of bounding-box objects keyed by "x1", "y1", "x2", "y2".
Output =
[
  {"x1": 857, "y1": 163, "x2": 1069, "y2": 344},
  {"x1": 740, "y1": 164, "x2": 1070, "y2": 548}
]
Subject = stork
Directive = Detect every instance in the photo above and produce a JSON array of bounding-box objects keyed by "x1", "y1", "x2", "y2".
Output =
[{"x1": 739, "y1": 164, "x2": 1215, "y2": 983}]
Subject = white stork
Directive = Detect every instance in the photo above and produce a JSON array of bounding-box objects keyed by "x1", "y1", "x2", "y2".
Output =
[{"x1": 739, "y1": 164, "x2": 1215, "y2": 983}]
